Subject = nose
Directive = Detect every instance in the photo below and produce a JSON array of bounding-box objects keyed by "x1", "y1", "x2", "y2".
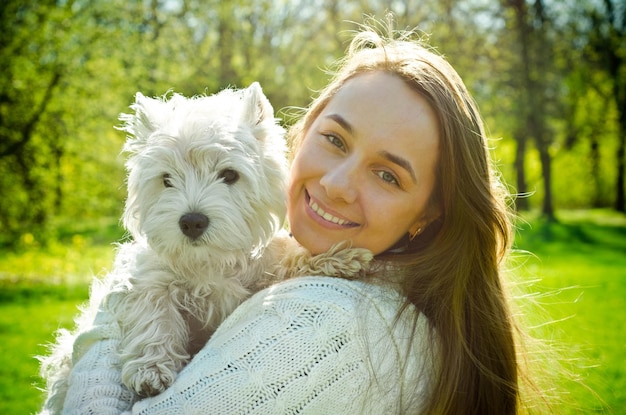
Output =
[
  {"x1": 319, "y1": 159, "x2": 358, "y2": 204},
  {"x1": 179, "y1": 212, "x2": 209, "y2": 240}
]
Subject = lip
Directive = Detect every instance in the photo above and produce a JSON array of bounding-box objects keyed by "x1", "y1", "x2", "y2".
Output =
[{"x1": 305, "y1": 191, "x2": 359, "y2": 228}]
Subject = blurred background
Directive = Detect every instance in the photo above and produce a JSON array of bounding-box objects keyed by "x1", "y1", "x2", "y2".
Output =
[{"x1": 1, "y1": 0, "x2": 624, "y2": 414}]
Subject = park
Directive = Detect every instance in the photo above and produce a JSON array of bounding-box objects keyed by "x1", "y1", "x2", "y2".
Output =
[{"x1": 1, "y1": 0, "x2": 624, "y2": 413}]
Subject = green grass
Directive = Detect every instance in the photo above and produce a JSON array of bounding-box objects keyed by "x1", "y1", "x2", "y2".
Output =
[
  {"x1": 0, "y1": 291, "x2": 87, "y2": 414},
  {"x1": 512, "y1": 209, "x2": 626, "y2": 414},
  {"x1": 0, "y1": 210, "x2": 624, "y2": 414},
  {"x1": 0, "y1": 217, "x2": 122, "y2": 415}
]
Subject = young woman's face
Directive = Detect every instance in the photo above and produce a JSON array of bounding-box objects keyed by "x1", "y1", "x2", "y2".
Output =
[{"x1": 288, "y1": 71, "x2": 440, "y2": 255}]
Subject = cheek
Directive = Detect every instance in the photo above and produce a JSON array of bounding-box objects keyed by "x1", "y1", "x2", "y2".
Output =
[
  {"x1": 369, "y1": 199, "x2": 421, "y2": 238},
  {"x1": 287, "y1": 154, "x2": 305, "y2": 201},
  {"x1": 290, "y1": 139, "x2": 309, "y2": 176},
  {"x1": 289, "y1": 140, "x2": 323, "y2": 190},
  {"x1": 287, "y1": 150, "x2": 312, "y2": 223}
]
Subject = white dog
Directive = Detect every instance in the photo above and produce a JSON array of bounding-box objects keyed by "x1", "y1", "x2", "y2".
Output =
[{"x1": 39, "y1": 83, "x2": 372, "y2": 413}]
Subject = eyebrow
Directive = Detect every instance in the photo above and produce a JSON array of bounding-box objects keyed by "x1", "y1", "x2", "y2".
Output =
[
  {"x1": 327, "y1": 113, "x2": 354, "y2": 135},
  {"x1": 326, "y1": 113, "x2": 417, "y2": 183},
  {"x1": 378, "y1": 150, "x2": 417, "y2": 183}
]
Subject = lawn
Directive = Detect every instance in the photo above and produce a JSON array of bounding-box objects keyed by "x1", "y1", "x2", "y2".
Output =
[
  {"x1": 0, "y1": 210, "x2": 624, "y2": 414},
  {"x1": 0, "y1": 217, "x2": 121, "y2": 415},
  {"x1": 512, "y1": 210, "x2": 626, "y2": 413}
]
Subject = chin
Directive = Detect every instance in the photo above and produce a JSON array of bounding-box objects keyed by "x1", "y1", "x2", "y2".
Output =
[{"x1": 298, "y1": 237, "x2": 328, "y2": 256}]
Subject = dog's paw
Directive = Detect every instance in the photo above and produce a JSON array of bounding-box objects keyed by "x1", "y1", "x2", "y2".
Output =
[{"x1": 125, "y1": 363, "x2": 178, "y2": 397}]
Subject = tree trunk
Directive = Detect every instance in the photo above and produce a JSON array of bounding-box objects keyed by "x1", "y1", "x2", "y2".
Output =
[
  {"x1": 615, "y1": 103, "x2": 626, "y2": 212},
  {"x1": 508, "y1": 0, "x2": 554, "y2": 217},
  {"x1": 514, "y1": 131, "x2": 529, "y2": 211},
  {"x1": 608, "y1": 48, "x2": 625, "y2": 212},
  {"x1": 217, "y1": 3, "x2": 237, "y2": 87},
  {"x1": 538, "y1": 144, "x2": 555, "y2": 219},
  {"x1": 602, "y1": 0, "x2": 625, "y2": 211},
  {"x1": 590, "y1": 135, "x2": 603, "y2": 208}
]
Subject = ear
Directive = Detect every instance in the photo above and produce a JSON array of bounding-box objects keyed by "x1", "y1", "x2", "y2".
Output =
[
  {"x1": 408, "y1": 223, "x2": 423, "y2": 239},
  {"x1": 243, "y1": 82, "x2": 275, "y2": 126},
  {"x1": 118, "y1": 92, "x2": 165, "y2": 152},
  {"x1": 409, "y1": 211, "x2": 441, "y2": 237}
]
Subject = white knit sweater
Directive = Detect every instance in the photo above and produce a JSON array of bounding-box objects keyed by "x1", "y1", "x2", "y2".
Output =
[{"x1": 61, "y1": 276, "x2": 434, "y2": 415}]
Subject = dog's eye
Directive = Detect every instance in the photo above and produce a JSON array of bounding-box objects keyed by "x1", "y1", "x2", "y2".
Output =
[
  {"x1": 219, "y1": 169, "x2": 239, "y2": 185},
  {"x1": 163, "y1": 173, "x2": 174, "y2": 188}
]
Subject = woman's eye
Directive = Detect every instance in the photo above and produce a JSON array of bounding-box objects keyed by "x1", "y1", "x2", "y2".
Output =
[
  {"x1": 323, "y1": 134, "x2": 345, "y2": 151},
  {"x1": 377, "y1": 170, "x2": 399, "y2": 186},
  {"x1": 163, "y1": 173, "x2": 174, "y2": 188},
  {"x1": 219, "y1": 169, "x2": 239, "y2": 185}
]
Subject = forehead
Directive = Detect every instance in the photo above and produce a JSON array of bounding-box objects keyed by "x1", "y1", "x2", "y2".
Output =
[{"x1": 320, "y1": 72, "x2": 440, "y2": 169}]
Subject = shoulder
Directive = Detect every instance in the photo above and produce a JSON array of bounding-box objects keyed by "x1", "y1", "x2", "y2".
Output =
[
  {"x1": 262, "y1": 276, "x2": 405, "y2": 308},
  {"x1": 234, "y1": 277, "x2": 433, "y2": 413},
  {"x1": 208, "y1": 276, "x2": 413, "y2": 352},
  {"x1": 213, "y1": 276, "x2": 430, "y2": 371},
  {"x1": 227, "y1": 276, "x2": 407, "y2": 328}
]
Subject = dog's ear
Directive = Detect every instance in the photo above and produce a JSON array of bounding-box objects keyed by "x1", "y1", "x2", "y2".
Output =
[
  {"x1": 243, "y1": 82, "x2": 275, "y2": 126},
  {"x1": 118, "y1": 92, "x2": 164, "y2": 145}
]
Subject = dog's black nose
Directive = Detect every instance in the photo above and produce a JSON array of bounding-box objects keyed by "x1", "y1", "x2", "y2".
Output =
[{"x1": 179, "y1": 213, "x2": 209, "y2": 240}]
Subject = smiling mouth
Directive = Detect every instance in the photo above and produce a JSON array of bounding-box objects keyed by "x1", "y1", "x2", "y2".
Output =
[{"x1": 307, "y1": 192, "x2": 358, "y2": 226}]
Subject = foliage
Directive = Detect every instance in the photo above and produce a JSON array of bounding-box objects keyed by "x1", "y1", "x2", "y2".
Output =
[{"x1": 1, "y1": 0, "x2": 625, "y2": 246}]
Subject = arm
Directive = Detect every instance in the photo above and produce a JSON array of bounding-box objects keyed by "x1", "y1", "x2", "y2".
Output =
[
  {"x1": 61, "y1": 287, "x2": 137, "y2": 415},
  {"x1": 129, "y1": 277, "x2": 429, "y2": 415}
]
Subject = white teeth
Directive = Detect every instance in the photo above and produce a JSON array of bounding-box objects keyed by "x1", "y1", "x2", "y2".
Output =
[{"x1": 309, "y1": 199, "x2": 349, "y2": 225}]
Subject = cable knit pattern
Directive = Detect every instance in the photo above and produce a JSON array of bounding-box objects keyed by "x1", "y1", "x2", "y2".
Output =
[
  {"x1": 60, "y1": 276, "x2": 433, "y2": 415},
  {"x1": 61, "y1": 305, "x2": 137, "y2": 415}
]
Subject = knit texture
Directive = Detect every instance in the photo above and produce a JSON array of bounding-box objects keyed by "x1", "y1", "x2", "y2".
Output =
[
  {"x1": 62, "y1": 276, "x2": 433, "y2": 415},
  {"x1": 61, "y1": 298, "x2": 136, "y2": 415}
]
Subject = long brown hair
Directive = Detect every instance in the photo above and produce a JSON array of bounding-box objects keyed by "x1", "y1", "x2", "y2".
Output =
[{"x1": 288, "y1": 18, "x2": 524, "y2": 415}]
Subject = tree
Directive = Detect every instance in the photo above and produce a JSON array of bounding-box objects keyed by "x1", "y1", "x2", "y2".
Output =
[
  {"x1": 1, "y1": 0, "x2": 622, "y2": 249},
  {"x1": 1, "y1": 1, "x2": 78, "y2": 242},
  {"x1": 0, "y1": 0, "x2": 156, "y2": 245},
  {"x1": 500, "y1": 0, "x2": 559, "y2": 219},
  {"x1": 587, "y1": 0, "x2": 626, "y2": 212}
]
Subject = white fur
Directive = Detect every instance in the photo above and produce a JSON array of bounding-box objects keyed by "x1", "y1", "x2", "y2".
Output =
[{"x1": 38, "y1": 83, "x2": 372, "y2": 413}]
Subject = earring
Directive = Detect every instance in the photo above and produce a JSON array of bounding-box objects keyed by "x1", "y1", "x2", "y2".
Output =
[{"x1": 409, "y1": 227, "x2": 423, "y2": 241}]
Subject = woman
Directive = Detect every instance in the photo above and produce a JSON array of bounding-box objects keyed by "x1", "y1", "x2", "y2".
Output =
[
  {"x1": 285, "y1": 24, "x2": 520, "y2": 414},
  {"x1": 57, "y1": 20, "x2": 535, "y2": 415}
]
